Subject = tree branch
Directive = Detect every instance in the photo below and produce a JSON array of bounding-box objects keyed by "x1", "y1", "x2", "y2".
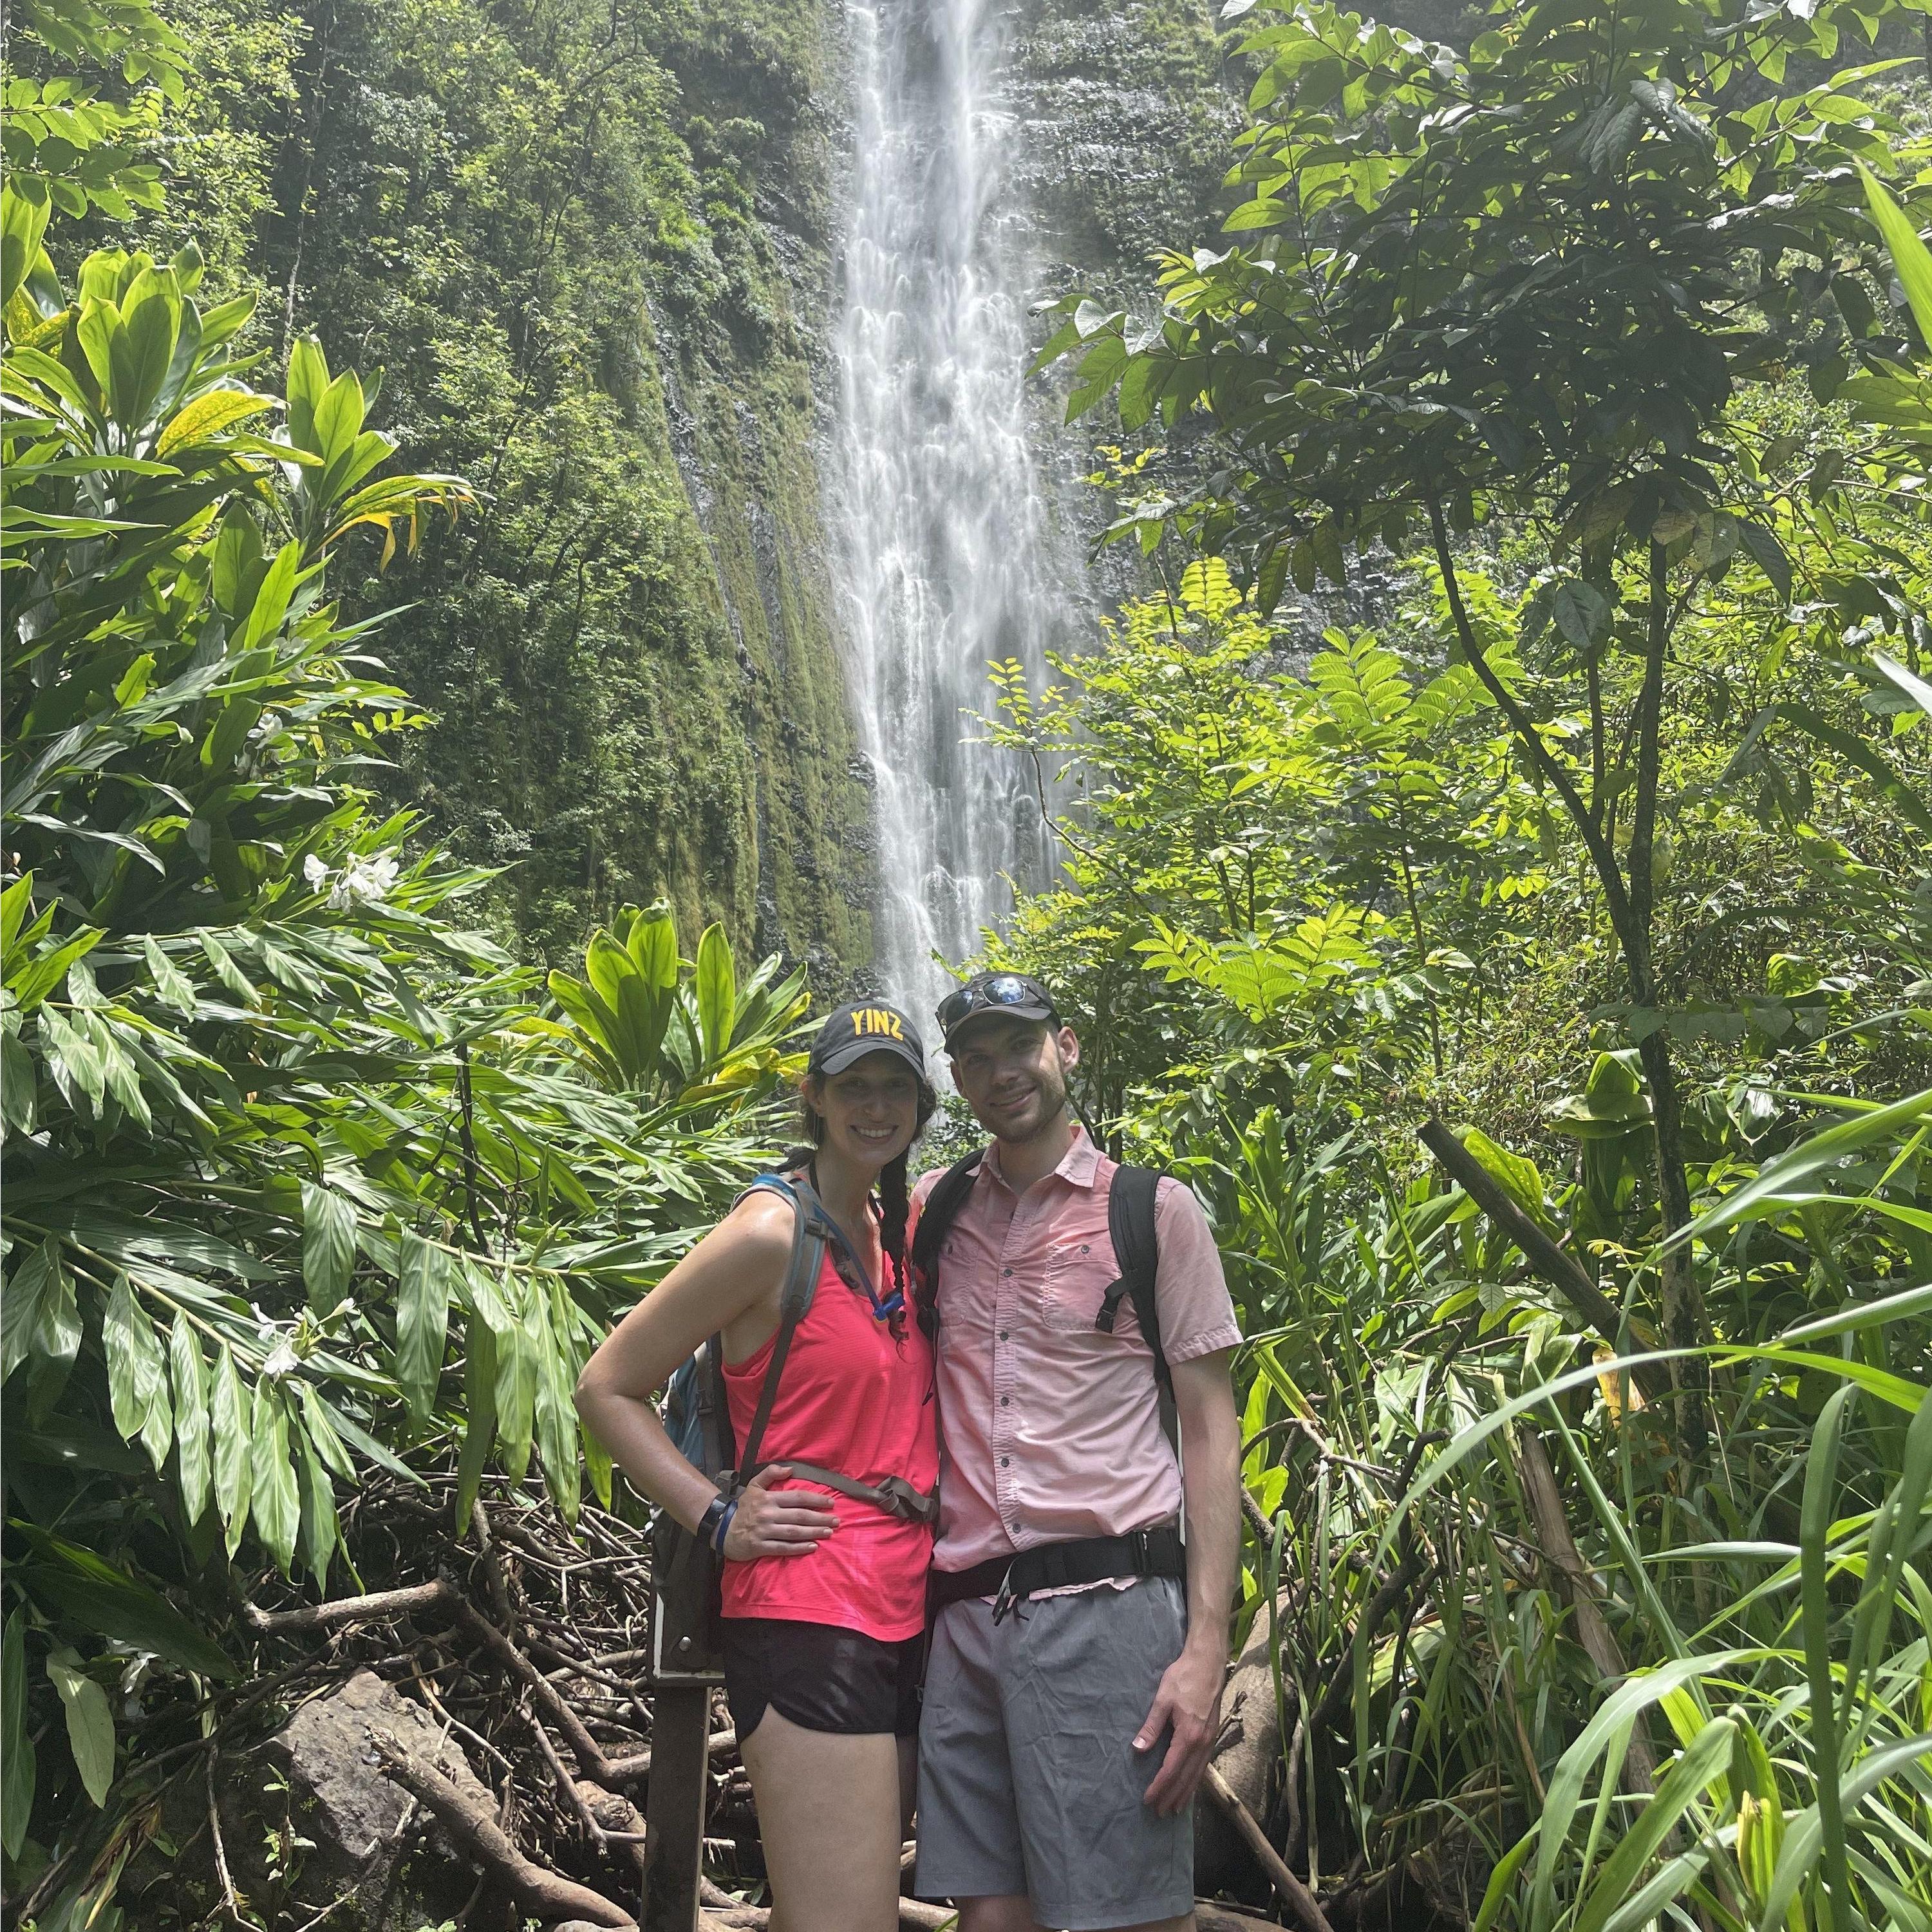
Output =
[{"x1": 1418, "y1": 1117, "x2": 1671, "y2": 1406}]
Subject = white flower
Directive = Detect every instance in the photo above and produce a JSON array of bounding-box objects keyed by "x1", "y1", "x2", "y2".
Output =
[
  {"x1": 328, "y1": 851, "x2": 401, "y2": 910},
  {"x1": 302, "y1": 854, "x2": 329, "y2": 891},
  {"x1": 261, "y1": 1338, "x2": 299, "y2": 1378}
]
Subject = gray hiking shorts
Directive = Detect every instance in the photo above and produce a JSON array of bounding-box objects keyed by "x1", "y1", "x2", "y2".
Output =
[{"x1": 914, "y1": 1577, "x2": 1194, "y2": 1930}]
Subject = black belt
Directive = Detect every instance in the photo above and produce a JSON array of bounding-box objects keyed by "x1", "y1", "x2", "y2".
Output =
[{"x1": 929, "y1": 1526, "x2": 1185, "y2": 1623}]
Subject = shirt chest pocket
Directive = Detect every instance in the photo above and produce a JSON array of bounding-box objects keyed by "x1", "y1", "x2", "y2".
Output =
[{"x1": 1040, "y1": 1239, "x2": 1120, "y2": 1335}]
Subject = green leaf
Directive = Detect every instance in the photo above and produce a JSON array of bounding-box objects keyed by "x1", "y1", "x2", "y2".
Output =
[
  {"x1": 194, "y1": 932, "x2": 260, "y2": 1008},
  {"x1": 140, "y1": 936, "x2": 196, "y2": 1015},
  {"x1": 395, "y1": 1231, "x2": 451, "y2": 1421},
  {"x1": 1552, "y1": 578, "x2": 1611, "y2": 650},
  {"x1": 1459, "y1": 1126, "x2": 1557, "y2": 1233},
  {"x1": 1683, "y1": 1088, "x2": 1932, "y2": 1242},
  {"x1": 1572, "y1": 1718, "x2": 1736, "y2": 1932},
  {"x1": 44, "y1": 1651, "x2": 113, "y2": 1808},
  {"x1": 2, "y1": 183, "x2": 51, "y2": 310},
  {"x1": 295, "y1": 1380, "x2": 356, "y2": 1482},
  {"x1": 294, "y1": 1420, "x2": 337, "y2": 1586},
  {"x1": 3, "y1": 1237, "x2": 81, "y2": 1383},
  {"x1": 1, "y1": 1027, "x2": 38, "y2": 1138},
  {"x1": 1737, "y1": 521, "x2": 1792, "y2": 602},
  {"x1": 454, "y1": 1312, "x2": 498, "y2": 1535},
  {"x1": 13, "y1": 1529, "x2": 234, "y2": 1680},
  {"x1": 493, "y1": 1293, "x2": 536, "y2": 1486},
  {"x1": 102, "y1": 1272, "x2": 171, "y2": 1469},
  {"x1": 2, "y1": 1608, "x2": 34, "y2": 1857},
  {"x1": 210, "y1": 1344, "x2": 252, "y2": 1557},
  {"x1": 694, "y1": 923, "x2": 736, "y2": 1070},
  {"x1": 534, "y1": 1278, "x2": 581, "y2": 1524},
  {"x1": 250, "y1": 1378, "x2": 299, "y2": 1577},
  {"x1": 1873, "y1": 650, "x2": 1932, "y2": 724},
  {"x1": 300, "y1": 1179, "x2": 357, "y2": 1313},
  {"x1": 169, "y1": 1314, "x2": 210, "y2": 1524},
  {"x1": 1859, "y1": 162, "x2": 1932, "y2": 348},
  {"x1": 1799, "y1": 1383, "x2": 1855, "y2": 1924}
]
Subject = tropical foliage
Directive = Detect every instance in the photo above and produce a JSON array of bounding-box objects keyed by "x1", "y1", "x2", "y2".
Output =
[
  {"x1": 1001, "y1": 0, "x2": 1932, "y2": 1920},
  {"x1": 0, "y1": 9, "x2": 810, "y2": 1906}
]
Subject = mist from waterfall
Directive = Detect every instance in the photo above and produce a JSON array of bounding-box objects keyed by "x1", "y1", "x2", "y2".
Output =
[{"x1": 829, "y1": 0, "x2": 1074, "y2": 1026}]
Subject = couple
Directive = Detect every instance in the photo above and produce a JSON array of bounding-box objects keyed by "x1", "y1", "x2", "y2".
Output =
[{"x1": 576, "y1": 972, "x2": 1242, "y2": 1932}]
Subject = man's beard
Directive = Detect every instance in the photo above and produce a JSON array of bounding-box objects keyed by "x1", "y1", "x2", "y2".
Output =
[{"x1": 991, "y1": 1069, "x2": 1068, "y2": 1145}]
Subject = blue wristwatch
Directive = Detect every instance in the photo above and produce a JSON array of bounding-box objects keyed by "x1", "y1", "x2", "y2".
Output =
[{"x1": 697, "y1": 1491, "x2": 734, "y2": 1552}]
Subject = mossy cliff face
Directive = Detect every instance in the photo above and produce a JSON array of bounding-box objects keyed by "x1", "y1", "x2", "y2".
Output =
[{"x1": 132, "y1": 0, "x2": 872, "y2": 971}]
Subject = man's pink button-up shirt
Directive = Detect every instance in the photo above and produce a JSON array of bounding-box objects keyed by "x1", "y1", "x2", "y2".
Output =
[{"x1": 912, "y1": 1127, "x2": 1241, "y2": 1575}]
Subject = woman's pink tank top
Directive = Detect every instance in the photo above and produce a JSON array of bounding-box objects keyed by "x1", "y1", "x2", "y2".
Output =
[{"x1": 719, "y1": 1244, "x2": 937, "y2": 1642}]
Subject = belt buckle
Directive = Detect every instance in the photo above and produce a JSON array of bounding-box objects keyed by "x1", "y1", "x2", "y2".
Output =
[
  {"x1": 1130, "y1": 1528, "x2": 1152, "y2": 1572},
  {"x1": 991, "y1": 1567, "x2": 1019, "y2": 1626}
]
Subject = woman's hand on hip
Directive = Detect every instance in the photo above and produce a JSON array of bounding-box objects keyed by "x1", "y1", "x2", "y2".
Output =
[{"x1": 723, "y1": 1463, "x2": 838, "y2": 1560}]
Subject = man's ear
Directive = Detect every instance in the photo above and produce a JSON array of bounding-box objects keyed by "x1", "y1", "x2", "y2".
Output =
[{"x1": 1053, "y1": 1024, "x2": 1081, "y2": 1071}]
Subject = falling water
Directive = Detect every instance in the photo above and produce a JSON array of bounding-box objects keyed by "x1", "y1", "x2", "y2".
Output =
[{"x1": 829, "y1": 0, "x2": 1076, "y2": 1022}]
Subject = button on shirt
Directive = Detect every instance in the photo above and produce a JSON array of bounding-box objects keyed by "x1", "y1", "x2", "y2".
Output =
[{"x1": 912, "y1": 1127, "x2": 1241, "y2": 1574}]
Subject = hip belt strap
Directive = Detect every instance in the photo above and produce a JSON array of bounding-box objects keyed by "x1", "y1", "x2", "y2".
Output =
[
  {"x1": 930, "y1": 1525, "x2": 1185, "y2": 1624},
  {"x1": 740, "y1": 1460, "x2": 939, "y2": 1526}
]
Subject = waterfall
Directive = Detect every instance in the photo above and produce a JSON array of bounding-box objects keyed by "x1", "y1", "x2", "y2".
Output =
[{"x1": 829, "y1": 0, "x2": 1075, "y2": 1026}]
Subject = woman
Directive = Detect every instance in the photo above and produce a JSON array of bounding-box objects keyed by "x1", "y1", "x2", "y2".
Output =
[{"x1": 574, "y1": 1000, "x2": 939, "y2": 1932}]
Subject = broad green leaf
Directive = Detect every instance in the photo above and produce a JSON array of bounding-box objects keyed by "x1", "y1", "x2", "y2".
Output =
[
  {"x1": 1799, "y1": 1384, "x2": 1855, "y2": 1920},
  {"x1": 1859, "y1": 163, "x2": 1932, "y2": 349},
  {"x1": 1, "y1": 1237, "x2": 81, "y2": 1382},
  {"x1": 1459, "y1": 1126, "x2": 1557, "y2": 1233},
  {"x1": 395, "y1": 1231, "x2": 451, "y2": 1420},
  {"x1": 169, "y1": 1314, "x2": 210, "y2": 1524},
  {"x1": 293, "y1": 1421, "x2": 337, "y2": 1586},
  {"x1": 533, "y1": 1277, "x2": 580, "y2": 1523},
  {"x1": 295, "y1": 1380, "x2": 355, "y2": 1481},
  {"x1": 2, "y1": 1609, "x2": 34, "y2": 1857},
  {"x1": 44, "y1": 1651, "x2": 113, "y2": 1808},
  {"x1": 493, "y1": 1293, "x2": 537, "y2": 1486},
  {"x1": 210, "y1": 1344, "x2": 252, "y2": 1556},
  {"x1": 454, "y1": 1313, "x2": 498, "y2": 1535},
  {"x1": 250, "y1": 1378, "x2": 299, "y2": 1577},
  {"x1": 694, "y1": 923, "x2": 736, "y2": 1069},
  {"x1": 196, "y1": 931, "x2": 259, "y2": 1006},
  {"x1": 102, "y1": 1273, "x2": 171, "y2": 1468},
  {"x1": 300, "y1": 1179, "x2": 357, "y2": 1312},
  {"x1": 1, "y1": 183, "x2": 50, "y2": 310},
  {"x1": 1, "y1": 1027, "x2": 37, "y2": 1137},
  {"x1": 12, "y1": 1530, "x2": 234, "y2": 1680},
  {"x1": 140, "y1": 936, "x2": 196, "y2": 1015}
]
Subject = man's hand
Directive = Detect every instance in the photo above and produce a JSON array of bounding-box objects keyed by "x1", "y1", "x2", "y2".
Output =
[
  {"x1": 1132, "y1": 1638, "x2": 1225, "y2": 1816},
  {"x1": 722, "y1": 1464, "x2": 838, "y2": 1559}
]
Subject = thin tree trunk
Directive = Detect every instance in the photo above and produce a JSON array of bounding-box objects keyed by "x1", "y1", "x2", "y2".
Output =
[
  {"x1": 1629, "y1": 541, "x2": 1709, "y2": 1460},
  {"x1": 1426, "y1": 503, "x2": 1710, "y2": 1459}
]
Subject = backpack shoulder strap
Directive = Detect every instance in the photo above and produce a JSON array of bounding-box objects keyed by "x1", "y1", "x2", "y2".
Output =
[
  {"x1": 909, "y1": 1149, "x2": 984, "y2": 1277},
  {"x1": 1096, "y1": 1165, "x2": 1170, "y2": 1391},
  {"x1": 909, "y1": 1149, "x2": 985, "y2": 1341},
  {"x1": 736, "y1": 1174, "x2": 828, "y2": 1475}
]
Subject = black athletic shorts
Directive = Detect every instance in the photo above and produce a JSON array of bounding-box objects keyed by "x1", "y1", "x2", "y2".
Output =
[{"x1": 721, "y1": 1617, "x2": 924, "y2": 1739}]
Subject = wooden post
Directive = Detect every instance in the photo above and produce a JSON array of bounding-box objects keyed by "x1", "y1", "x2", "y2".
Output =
[{"x1": 642, "y1": 1681, "x2": 710, "y2": 1932}]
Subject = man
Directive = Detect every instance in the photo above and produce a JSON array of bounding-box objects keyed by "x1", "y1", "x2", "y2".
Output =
[{"x1": 912, "y1": 971, "x2": 1243, "y2": 1932}]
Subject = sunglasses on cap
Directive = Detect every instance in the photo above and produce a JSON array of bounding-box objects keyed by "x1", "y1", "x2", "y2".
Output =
[{"x1": 935, "y1": 973, "x2": 1057, "y2": 1040}]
